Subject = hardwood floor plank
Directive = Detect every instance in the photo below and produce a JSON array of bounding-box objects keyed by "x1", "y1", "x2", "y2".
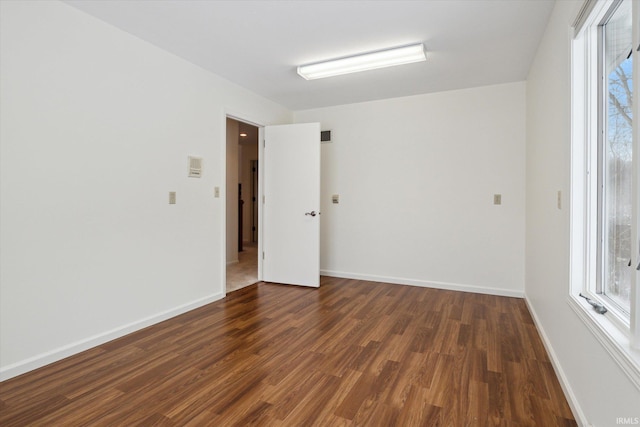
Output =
[
  {"x1": 539, "y1": 359, "x2": 577, "y2": 419},
  {"x1": 466, "y1": 380, "x2": 490, "y2": 426},
  {"x1": 333, "y1": 370, "x2": 377, "y2": 420},
  {"x1": 31, "y1": 387, "x2": 125, "y2": 426},
  {"x1": 135, "y1": 412, "x2": 176, "y2": 426},
  {"x1": 179, "y1": 409, "x2": 221, "y2": 427},
  {"x1": 487, "y1": 370, "x2": 512, "y2": 424},
  {"x1": 422, "y1": 352, "x2": 455, "y2": 408},
  {"x1": 0, "y1": 394, "x2": 70, "y2": 427},
  {"x1": 229, "y1": 400, "x2": 273, "y2": 426},
  {"x1": 260, "y1": 357, "x2": 321, "y2": 416},
  {"x1": 395, "y1": 384, "x2": 443, "y2": 427},
  {"x1": 0, "y1": 278, "x2": 577, "y2": 426},
  {"x1": 408, "y1": 326, "x2": 434, "y2": 353},
  {"x1": 262, "y1": 349, "x2": 323, "y2": 387},
  {"x1": 0, "y1": 346, "x2": 106, "y2": 396},
  {"x1": 274, "y1": 372, "x2": 340, "y2": 424}
]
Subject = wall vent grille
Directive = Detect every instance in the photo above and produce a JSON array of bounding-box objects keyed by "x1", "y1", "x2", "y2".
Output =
[{"x1": 320, "y1": 130, "x2": 332, "y2": 143}]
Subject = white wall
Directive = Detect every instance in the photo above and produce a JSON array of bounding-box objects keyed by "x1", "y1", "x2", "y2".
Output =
[
  {"x1": 294, "y1": 82, "x2": 526, "y2": 296},
  {"x1": 525, "y1": 1, "x2": 640, "y2": 425},
  {"x1": 0, "y1": 0, "x2": 291, "y2": 380}
]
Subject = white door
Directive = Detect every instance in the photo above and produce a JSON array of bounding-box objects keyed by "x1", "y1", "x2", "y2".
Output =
[{"x1": 262, "y1": 123, "x2": 320, "y2": 287}]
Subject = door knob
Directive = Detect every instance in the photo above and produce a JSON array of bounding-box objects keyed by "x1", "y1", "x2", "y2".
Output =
[{"x1": 305, "y1": 211, "x2": 319, "y2": 217}]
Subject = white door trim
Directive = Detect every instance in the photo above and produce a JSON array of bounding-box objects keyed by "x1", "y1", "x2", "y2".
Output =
[{"x1": 222, "y1": 111, "x2": 266, "y2": 295}]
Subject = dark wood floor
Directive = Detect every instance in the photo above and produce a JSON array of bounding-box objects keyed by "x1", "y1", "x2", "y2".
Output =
[{"x1": 0, "y1": 277, "x2": 576, "y2": 426}]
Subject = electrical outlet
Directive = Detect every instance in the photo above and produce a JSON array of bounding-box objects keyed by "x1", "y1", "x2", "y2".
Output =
[
  {"x1": 169, "y1": 191, "x2": 176, "y2": 204},
  {"x1": 332, "y1": 194, "x2": 339, "y2": 204},
  {"x1": 557, "y1": 190, "x2": 562, "y2": 209},
  {"x1": 493, "y1": 194, "x2": 502, "y2": 205},
  {"x1": 214, "y1": 187, "x2": 220, "y2": 198}
]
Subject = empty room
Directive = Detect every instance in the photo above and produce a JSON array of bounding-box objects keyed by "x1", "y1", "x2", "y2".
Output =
[{"x1": 1, "y1": 1, "x2": 639, "y2": 426}]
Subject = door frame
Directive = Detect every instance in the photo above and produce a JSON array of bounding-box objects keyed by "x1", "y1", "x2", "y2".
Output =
[{"x1": 223, "y1": 111, "x2": 265, "y2": 295}]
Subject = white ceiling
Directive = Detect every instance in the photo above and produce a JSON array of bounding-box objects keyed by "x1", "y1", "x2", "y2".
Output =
[{"x1": 63, "y1": 0, "x2": 555, "y2": 111}]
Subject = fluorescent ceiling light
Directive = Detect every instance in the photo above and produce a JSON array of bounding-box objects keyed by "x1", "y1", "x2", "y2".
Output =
[{"x1": 297, "y1": 43, "x2": 426, "y2": 80}]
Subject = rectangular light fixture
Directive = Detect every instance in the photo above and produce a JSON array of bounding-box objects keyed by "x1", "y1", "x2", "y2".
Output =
[{"x1": 297, "y1": 43, "x2": 426, "y2": 80}]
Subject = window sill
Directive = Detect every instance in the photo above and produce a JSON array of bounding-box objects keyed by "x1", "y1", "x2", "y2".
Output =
[{"x1": 568, "y1": 295, "x2": 640, "y2": 390}]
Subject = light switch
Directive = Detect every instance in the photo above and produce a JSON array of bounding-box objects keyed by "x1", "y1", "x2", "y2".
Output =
[
  {"x1": 169, "y1": 191, "x2": 176, "y2": 204},
  {"x1": 332, "y1": 194, "x2": 339, "y2": 204},
  {"x1": 557, "y1": 190, "x2": 562, "y2": 209},
  {"x1": 493, "y1": 194, "x2": 502, "y2": 205}
]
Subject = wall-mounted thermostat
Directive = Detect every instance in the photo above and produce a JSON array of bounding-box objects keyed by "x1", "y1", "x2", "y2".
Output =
[{"x1": 188, "y1": 156, "x2": 203, "y2": 178}]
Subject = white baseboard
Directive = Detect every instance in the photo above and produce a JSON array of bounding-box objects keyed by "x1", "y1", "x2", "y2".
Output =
[
  {"x1": 524, "y1": 297, "x2": 589, "y2": 427},
  {"x1": 320, "y1": 270, "x2": 525, "y2": 298},
  {"x1": 0, "y1": 292, "x2": 225, "y2": 381}
]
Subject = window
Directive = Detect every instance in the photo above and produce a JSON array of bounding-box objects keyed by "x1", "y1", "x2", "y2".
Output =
[
  {"x1": 571, "y1": 0, "x2": 640, "y2": 388},
  {"x1": 600, "y1": 0, "x2": 633, "y2": 315},
  {"x1": 573, "y1": 0, "x2": 636, "y2": 322}
]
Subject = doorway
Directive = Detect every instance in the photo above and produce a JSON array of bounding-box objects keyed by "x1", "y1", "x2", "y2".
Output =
[{"x1": 226, "y1": 117, "x2": 260, "y2": 293}]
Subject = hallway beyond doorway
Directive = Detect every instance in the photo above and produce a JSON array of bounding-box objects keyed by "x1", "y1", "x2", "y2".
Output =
[{"x1": 226, "y1": 242, "x2": 258, "y2": 292}]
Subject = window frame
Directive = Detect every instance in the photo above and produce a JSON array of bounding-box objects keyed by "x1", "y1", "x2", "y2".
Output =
[{"x1": 569, "y1": 0, "x2": 640, "y2": 390}]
